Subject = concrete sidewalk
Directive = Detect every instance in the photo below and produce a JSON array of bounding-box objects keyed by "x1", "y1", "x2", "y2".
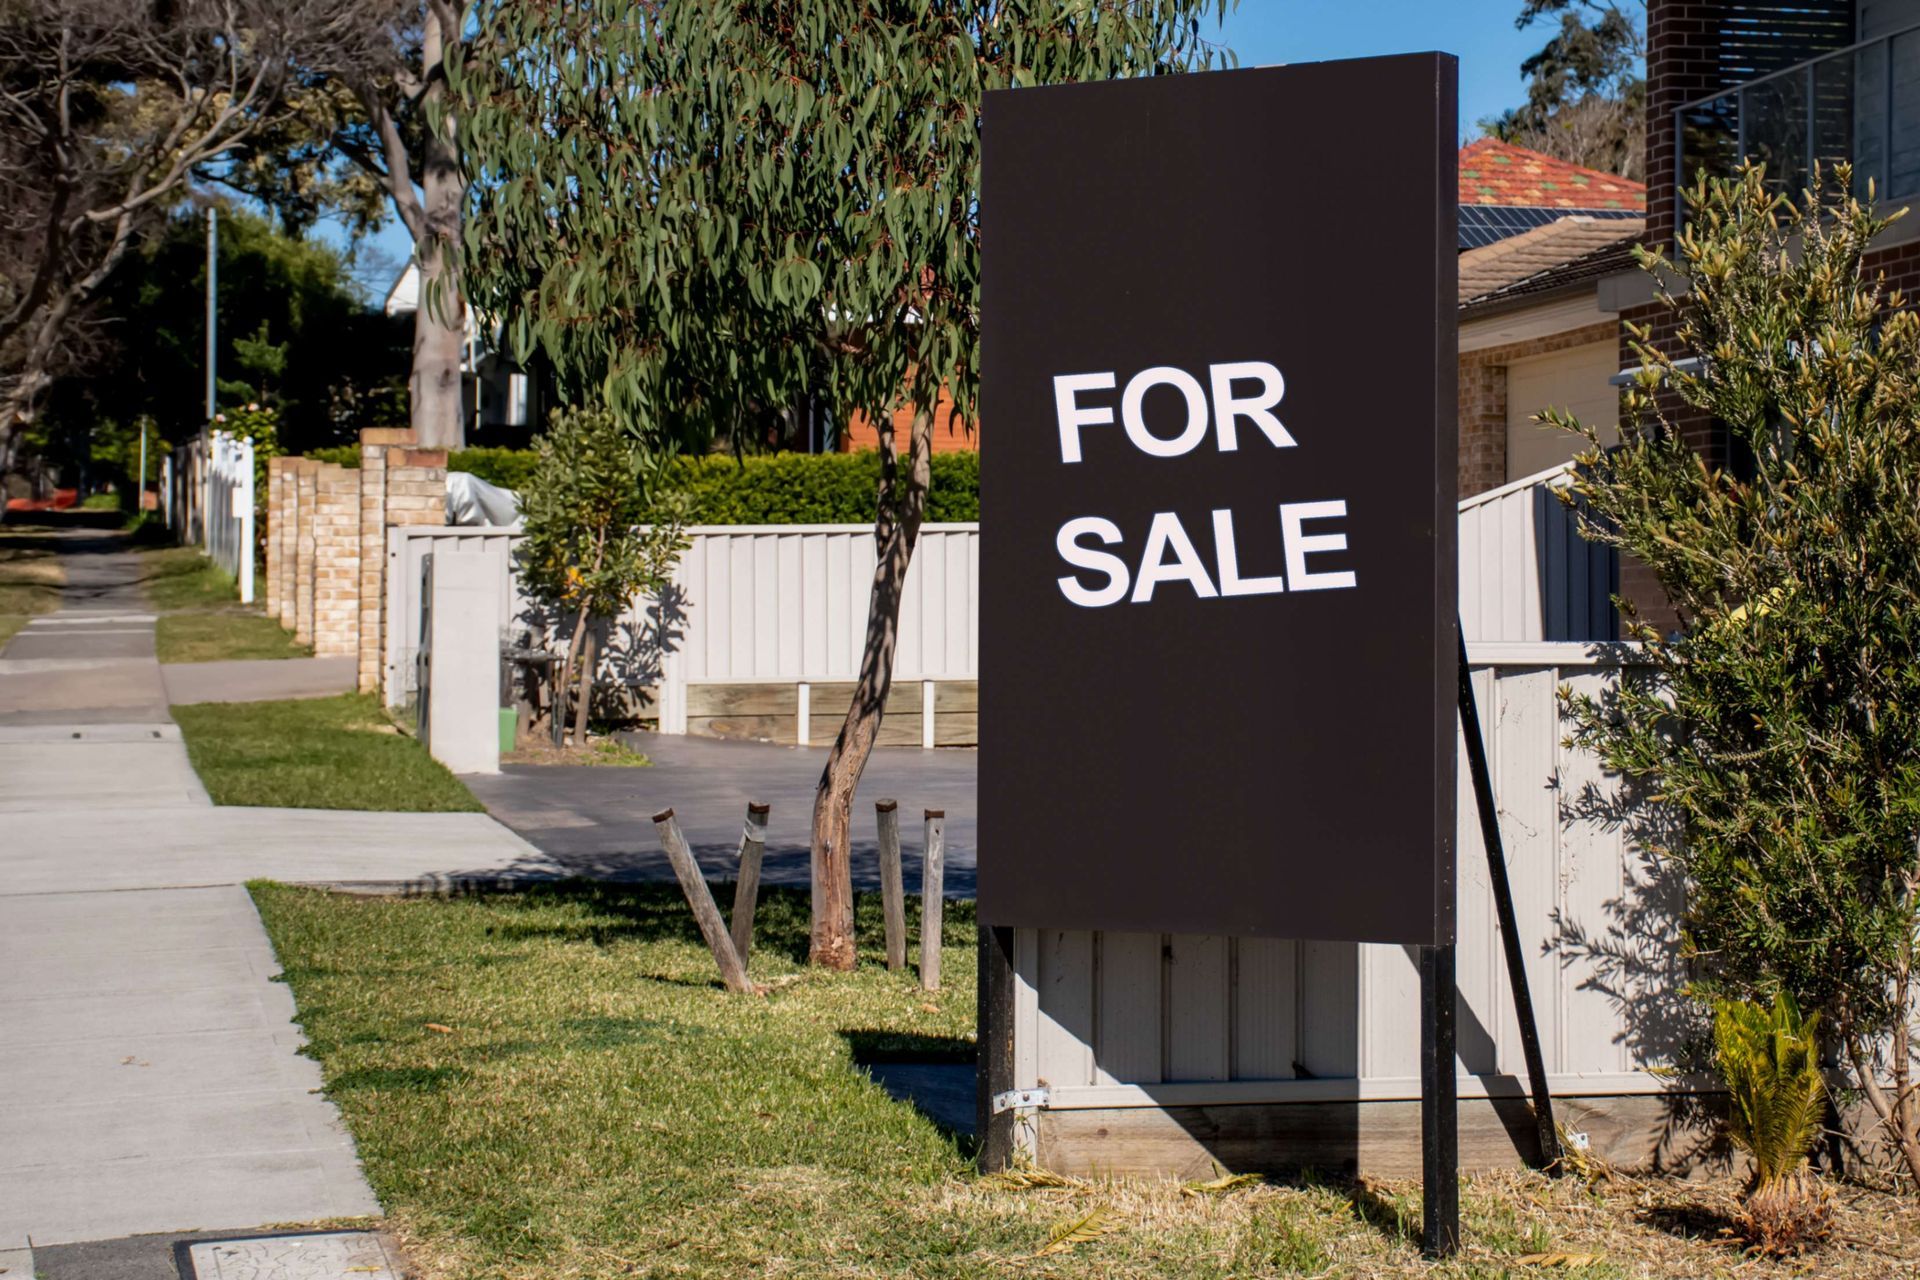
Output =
[
  {"x1": 0, "y1": 532, "x2": 554, "y2": 1267},
  {"x1": 161, "y1": 654, "x2": 358, "y2": 706}
]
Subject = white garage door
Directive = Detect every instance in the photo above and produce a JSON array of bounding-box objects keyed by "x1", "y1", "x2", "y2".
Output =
[{"x1": 1505, "y1": 340, "x2": 1621, "y2": 482}]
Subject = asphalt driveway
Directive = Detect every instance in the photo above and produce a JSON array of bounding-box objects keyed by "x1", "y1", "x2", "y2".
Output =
[{"x1": 463, "y1": 731, "x2": 978, "y2": 897}]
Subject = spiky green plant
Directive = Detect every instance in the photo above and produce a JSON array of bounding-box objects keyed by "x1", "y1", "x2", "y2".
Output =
[
  {"x1": 1714, "y1": 994, "x2": 1833, "y2": 1251},
  {"x1": 1715, "y1": 994, "x2": 1825, "y2": 1183}
]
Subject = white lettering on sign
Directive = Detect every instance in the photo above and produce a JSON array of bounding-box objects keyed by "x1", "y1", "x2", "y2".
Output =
[
  {"x1": 1050, "y1": 361, "x2": 1356, "y2": 608},
  {"x1": 1054, "y1": 361, "x2": 1295, "y2": 463}
]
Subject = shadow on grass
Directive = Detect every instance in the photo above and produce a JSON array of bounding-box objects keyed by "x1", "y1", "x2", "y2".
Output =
[
  {"x1": 1348, "y1": 1178, "x2": 1422, "y2": 1248},
  {"x1": 478, "y1": 880, "x2": 977, "y2": 971}
]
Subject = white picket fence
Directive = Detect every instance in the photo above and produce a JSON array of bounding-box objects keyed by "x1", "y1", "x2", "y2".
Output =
[
  {"x1": 382, "y1": 524, "x2": 981, "y2": 716},
  {"x1": 165, "y1": 430, "x2": 256, "y2": 603},
  {"x1": 1010, "y1": 641, "x2": 1677, "y2": 1111}
]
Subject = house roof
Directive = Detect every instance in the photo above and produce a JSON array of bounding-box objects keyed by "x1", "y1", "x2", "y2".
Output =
[
  {"x1": 1459, "y1": 138, "x2": 1645, "y2": 211},
  {"x1": 1458, "y1": 214, "x2": 1646, "y2": 311}
]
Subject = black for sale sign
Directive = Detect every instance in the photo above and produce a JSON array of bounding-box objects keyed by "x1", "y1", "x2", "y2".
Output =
[{"x1": 978, "y1": 53, "x2": 1459, "y2": 946}]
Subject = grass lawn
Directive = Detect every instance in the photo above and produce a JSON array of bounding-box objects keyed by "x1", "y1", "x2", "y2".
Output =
[
  {"x1": 174, "y1": 694, "x2": 481, "y2": 811},
  {"x1": 254, "y1": 882, "x2": 1920, "y2": 1280},
  {"x1": 0, "y1": 525, "x2": 64, "y2": 647},
  {"x1": 140, "y1": 544, "x2": 309, "y2": 663}
]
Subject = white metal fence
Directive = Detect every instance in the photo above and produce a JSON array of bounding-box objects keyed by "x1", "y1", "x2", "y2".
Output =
[
  {"x1": 166, "y1": 430, "x2": 256, "y2": 603},
  {"x1": 1459, "y1": 463, "x2": 1616, "y2": 644},
  {"x1": 383, "y1": 524, "x2": 983, "y2": 719},
  {"x1": 1009, "y1": 641, "x2": 1676, "y2": 1110}
]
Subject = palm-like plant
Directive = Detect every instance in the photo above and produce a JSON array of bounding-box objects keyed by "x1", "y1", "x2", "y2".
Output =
[{"x1": 1713, "y1": 994, "x2": 1833, "y2": 1252}]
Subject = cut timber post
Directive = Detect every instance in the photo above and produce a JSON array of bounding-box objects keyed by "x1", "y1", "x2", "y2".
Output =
[
  {"x1": 653, "y1": 808, "x2": 753, "y2": 994},
  {"x1": 920, "y1": 809, "x2": 946, "y2": 991},
  {"x1": 730, "y1": 802, "x2": 770, "y2": 967},
  {"x1": 877, "y1": 800, "x2": 907, "y2": 971}
]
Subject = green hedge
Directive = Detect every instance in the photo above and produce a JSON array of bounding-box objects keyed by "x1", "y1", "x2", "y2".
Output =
[
  {"x1": 297, "y1": 445, "x2": 980, "y2": 524},
  {"x1": 674, "y1": 450, "x2": 978, "y2": 524}
]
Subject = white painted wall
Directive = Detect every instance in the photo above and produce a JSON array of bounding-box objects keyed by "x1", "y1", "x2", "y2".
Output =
[{"x1": 1012, "y1": 643, "x2": 1679, "y2": 1111}]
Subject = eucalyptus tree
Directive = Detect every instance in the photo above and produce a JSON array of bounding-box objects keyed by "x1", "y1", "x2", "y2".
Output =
[
  {"x1": 454, "y1": 0, "x2": 1235, "y2": 968},
  {"x1": 0, "y1": 0, "x2": 367, "y2": 464}
]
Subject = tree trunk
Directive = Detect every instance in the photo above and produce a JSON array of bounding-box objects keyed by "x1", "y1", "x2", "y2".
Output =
[
  {"x1": 808, "y1": 409, "x2": 933, "y2": 969},
  {"x1": 409, "y1": 245, "x2": 466, "y2": 449},
  {"x1": 572, "y1": 625, "x2": 597, "y2": 746}
]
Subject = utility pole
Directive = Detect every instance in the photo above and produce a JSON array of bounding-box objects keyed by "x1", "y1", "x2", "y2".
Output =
[{"x1": 205, "y1": 207, "x2": 218, "y2": 423}]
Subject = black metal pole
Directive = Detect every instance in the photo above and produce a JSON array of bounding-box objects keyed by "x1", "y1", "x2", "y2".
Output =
[
  {"x1": 1420, "y1": 943, "x2": 1460, "y2": 1258},
  {"x1": 1458, "y1": 628, "x2": 1563, "y2": 1171},
  {"x1": 975, "y1": 924, "x2": 1017, "y2": 1172}
]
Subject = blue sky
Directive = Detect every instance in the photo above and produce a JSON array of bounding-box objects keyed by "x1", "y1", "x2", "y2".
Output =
[{"x1": 328, "y1": 1, "x2": 1551, "y2": 295}]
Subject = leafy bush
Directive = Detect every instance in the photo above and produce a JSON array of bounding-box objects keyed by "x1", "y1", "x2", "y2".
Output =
[
  {"x1": 1558, "y1": 166, "x2": 1920, "y2": 1183},
  {"x1": 675, "y1": 450, "x2": 978, "y2": 524},
  {"x1": 1714, "y1": 994, "x2": 1833, "y2": 1252},
  {"x1": 306, "y1": 444, "x2": 360, "y2": 468},
  {"x1": 297, "y1": 444, "x2": 982, "y2": 524}
]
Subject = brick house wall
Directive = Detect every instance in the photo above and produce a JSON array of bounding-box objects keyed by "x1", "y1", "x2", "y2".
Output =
[
  {"x1": 839, "y1": 387, "x2": 974, "y2": 453},
  {"x1": 1623, "y1": 1, "x2": 1859, "y2": 631},
  {"x1": 1457, "y1": 321, "x2": 1620, "y2": 499}
]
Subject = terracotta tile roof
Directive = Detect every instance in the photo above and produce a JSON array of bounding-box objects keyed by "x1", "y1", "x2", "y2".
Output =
[
  {"x1": 1459, "y1": 138, "x2": 1645, "y2": 211},
  {"x1": 1458, "y1": 214, "x2": 1646, "y2": 308}
]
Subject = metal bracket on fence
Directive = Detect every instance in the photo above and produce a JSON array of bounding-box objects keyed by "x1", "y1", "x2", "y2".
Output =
[{"x1": 991, "y1": 1087, "x2": 1050, "y2": 1115}]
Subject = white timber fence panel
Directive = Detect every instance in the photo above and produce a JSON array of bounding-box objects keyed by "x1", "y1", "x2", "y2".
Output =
[
  {"x1": 1459, "y1": 463, "x2": 1616, "y2": 643},
  {"x1": 1010, "y1": 642, "x2": 1682, "y2": 1111},
  {"x1": 382, "y1": 523, "x2": 983, "y2": 722},
  {"x1": 169, "y1": 431, "x2": 254, "y2": 602},
  {"x1": 385, "y1": 526, "x2": 525, "y2": 708}
]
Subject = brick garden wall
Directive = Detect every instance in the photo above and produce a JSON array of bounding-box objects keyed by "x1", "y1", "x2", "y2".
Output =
[{"x1": 265, "y1": 428, "x2": 446, "y2": 694}]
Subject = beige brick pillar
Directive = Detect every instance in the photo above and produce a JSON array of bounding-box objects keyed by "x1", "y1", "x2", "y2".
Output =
[
  {"x1": 311, "y1": 464, "x2": 361, "y2": 658},
  {"x1": 294, "y1": 460, "x2": 319, "y2": 645},
  {"x1": 358, "y1": 428, "x2": 416, "y2": 694},
  {"x1": 277, "y1": 460, "x2": 300, "y2": 631},
  {"x1": 263, "y1": 458, "x2": 285, "y2": 617}
]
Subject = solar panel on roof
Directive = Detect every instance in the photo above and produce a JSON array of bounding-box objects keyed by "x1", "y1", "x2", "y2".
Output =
[{"x1": 1457, "y1": 204, "x2": 1641, "y2": 250}]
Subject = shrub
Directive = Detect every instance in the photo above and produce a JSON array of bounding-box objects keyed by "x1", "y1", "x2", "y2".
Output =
[
  {"x1": 519, "y1": 407, "x2": 687, "y2": 746},
  {"x1": 674, "y1": 449, "x2": 978, "y2": 524},
  {"x1": 1558, "y1": 165, "x2": 1920, "y2": 1183},
  {"x1": 451, "y1": 446, "x2": 539, "y2": 491}
]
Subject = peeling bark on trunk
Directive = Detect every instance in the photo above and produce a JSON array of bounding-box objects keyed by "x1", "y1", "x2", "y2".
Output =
[{"x1": 809, "y1": 408, "x2": 933, "y2": 969}]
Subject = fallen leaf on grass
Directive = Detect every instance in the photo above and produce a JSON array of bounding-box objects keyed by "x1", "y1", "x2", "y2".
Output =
[
  {"x1": 1034, "y1": 1206, "x2": 1115, "y2": 1256},
  {"x1": 1181, "y1": 1171, "x2": 1263, "y2": 1197},
  {"x1": 984, "y1": 1166, "x2": 1080, "y2": 1190},
  {"x1": 424, "y1": 1023, "x2": 454, "y2": 1034},
  {"x1": 919, "y1": 1002, "x2": 940, "y2": 1013},
  {"x1": 1514, "y1": 1253, "x2": 1605, "y2": 1268}
]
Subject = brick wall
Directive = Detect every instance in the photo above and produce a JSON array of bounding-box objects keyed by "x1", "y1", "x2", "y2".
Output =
[
  {"x1": 312, "y1": 465, "x2": 361, "y2": 657},
  {"x1": 840, "y1": 386, "x2": 974, "y2": 453},
  {"x1": 260, "y1": 428, "x2": 448, "y2": 690},
  {"x1": 1457, "y1": 321, "x2": 1620, "y2": 499},
  {"x1": 294, "y1": 461, "x2": 318, "y2": 644}
]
